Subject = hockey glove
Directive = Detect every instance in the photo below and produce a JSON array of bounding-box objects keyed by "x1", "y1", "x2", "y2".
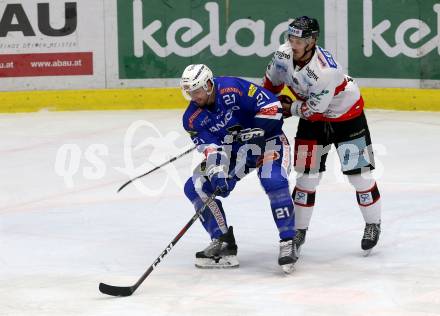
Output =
[
  {"x1": 278, "y1": 95, "x2": 293, "y2": 118},
  {"x1": 207, "y1": 165, "x2": 236, "y2": 197}
]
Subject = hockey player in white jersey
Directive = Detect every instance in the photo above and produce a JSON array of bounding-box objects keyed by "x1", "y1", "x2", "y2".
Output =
[{"x1": 263, "y1": 16, "x2": 382, "y2": 255}]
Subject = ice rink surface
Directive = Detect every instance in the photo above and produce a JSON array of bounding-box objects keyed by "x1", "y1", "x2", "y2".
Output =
[{"x1": 1, "y1": 109, "x2": 439, "y2": 316}]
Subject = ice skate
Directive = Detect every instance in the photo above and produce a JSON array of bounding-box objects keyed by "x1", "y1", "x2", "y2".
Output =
[
  {"x1": 293, "y1": 229, "x2": 307, "y2": 254},
  {"x1": 278, "y1": 239, "x2": 298, "y2": 274},
  {"x1": 195, "y1": 226, "x2": 239, "y2": 269},
  {"x1": 362, "y1": 223, "x2": 381, "y2": 256}
]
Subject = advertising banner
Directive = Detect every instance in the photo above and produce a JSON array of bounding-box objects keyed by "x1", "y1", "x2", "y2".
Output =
[
  {"x1": 1, "y1": 0, "x2": 439, "y2": 92},
  {"x1": 117, "y1": 0, "x2": 325, "y2": 79},
  {"x1": 0, "y1": 52, "x2": 93, "y2": 77},
  {"x1": 348, "y1": 0, "x2": 440, "y2": 80},
  {"x1": 0, "y1": 0, "x2": 105, "y2": 90}
]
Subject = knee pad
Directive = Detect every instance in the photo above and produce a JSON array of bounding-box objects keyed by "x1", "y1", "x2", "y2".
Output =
[
  {"x1": 348, "y1": 174, "x2": 380, "y2": 206},
  {"x1": 356, "y1": 183, "x2": 380, "y2": 207},
  {"x1": 293, "y1": 173, "x2": 322, "y2": 207},
  {"x1": 292, "y1": 187, "x2": 316, "y2": 207}
]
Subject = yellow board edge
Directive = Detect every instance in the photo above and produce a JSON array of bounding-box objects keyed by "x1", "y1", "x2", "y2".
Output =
[{"x1": 0, "y1": 87, "x2": 439, "y2": 113}]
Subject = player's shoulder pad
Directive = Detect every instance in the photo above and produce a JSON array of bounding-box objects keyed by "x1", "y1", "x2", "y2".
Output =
[
  {"x1": 182, "y1": 102, "x2": 204, "y2": 132},
  {"x1": 316, "y1": 46, "x2": 338, "y2": 69}
]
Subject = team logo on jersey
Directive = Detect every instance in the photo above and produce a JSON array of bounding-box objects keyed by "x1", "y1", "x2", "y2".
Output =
[
  {"x1": 292, "y1": 77, "x2": 299, "y2": 85},
  {"x1": 209, "y1": 105, "x2": 240, "y2": 132},
  {"x1": 219, "y1": 87, "x2": 243, "y2": 96},
  {"x1": 248, "y1": 84, "x2": 257, "y2": 97},
  {"x1": 305, "y1": 66, "x2": 319, "y2": 81}
]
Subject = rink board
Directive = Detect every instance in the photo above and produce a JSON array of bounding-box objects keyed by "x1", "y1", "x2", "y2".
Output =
[{"x1": 0, "y1": 87, "x2": 439, "y2": 113}]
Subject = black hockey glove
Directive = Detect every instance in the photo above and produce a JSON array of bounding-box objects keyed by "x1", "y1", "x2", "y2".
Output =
[{"x1": 278, "y1": 94, "x2": 293, "y2": 118}]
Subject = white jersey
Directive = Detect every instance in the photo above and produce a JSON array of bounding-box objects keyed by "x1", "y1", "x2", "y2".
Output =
[{"x1": 264, "y1": 43, "x2": 363, "y2": 121}]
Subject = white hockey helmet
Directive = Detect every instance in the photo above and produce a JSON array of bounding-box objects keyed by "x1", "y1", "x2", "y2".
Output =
[{"x1": 180, "y1": 64, "x2": 214, "y2": 101}]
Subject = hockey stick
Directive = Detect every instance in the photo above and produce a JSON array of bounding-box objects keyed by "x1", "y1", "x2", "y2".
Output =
[
  {"x1": 99, "y1": 190, "x2": 218, "y2": 297},
  {"x1": 117, "y1": 146, "x2": 196, "y2": 193}
]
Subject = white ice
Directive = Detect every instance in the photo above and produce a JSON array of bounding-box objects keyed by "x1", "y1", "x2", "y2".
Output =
[{"x1": 1, "y1": 110, "x2": 439, "y2": 316}]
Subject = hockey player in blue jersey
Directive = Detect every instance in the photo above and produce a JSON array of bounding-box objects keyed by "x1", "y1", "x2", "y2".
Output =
[{"x1": 181, "y1": 64, "x2": 297, "y2": 273}]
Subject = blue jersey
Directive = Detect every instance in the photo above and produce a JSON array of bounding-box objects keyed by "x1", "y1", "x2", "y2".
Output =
[{"x1": 182, "y1": 76, "x2": 283, "y2": 156}]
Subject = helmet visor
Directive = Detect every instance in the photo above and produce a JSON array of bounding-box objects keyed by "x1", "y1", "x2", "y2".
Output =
[
  {"x1": 181, "y1": 85, "x2": 206, "y2": 101},
  {"x1": 285, "y1": 33, "x2": 310, "y2": 49}
]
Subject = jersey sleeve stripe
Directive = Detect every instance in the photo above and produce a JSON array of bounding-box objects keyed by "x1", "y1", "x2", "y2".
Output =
[{"x1": 256, "y1": 112, "x2": 283, "y2": 120}]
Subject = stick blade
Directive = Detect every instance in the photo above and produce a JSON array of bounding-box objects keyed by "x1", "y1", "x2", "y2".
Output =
[
  {"x1": 99, "y1": 282, "x2": 135, "y2": 297},
  {"x1": 117, "y1": 181, "x2": 130, "y2": 193}
]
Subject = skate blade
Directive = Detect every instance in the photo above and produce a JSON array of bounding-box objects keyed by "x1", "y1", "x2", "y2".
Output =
[
  {"x1": 195, "y1": 256, "x2": 239, "y2": 269},
  {"x1": 281, "y1": 263, "x2": 295, "y2": 274}
]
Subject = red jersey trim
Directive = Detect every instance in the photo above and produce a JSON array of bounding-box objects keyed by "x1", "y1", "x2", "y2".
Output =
[
  {"x1": 321, "y1": 96, "x2": 364, "y2": 122},
  {"x1": 334, "y1": 79, "x2": 347, "y2": 96},
  {"x1": 263, "y1": 75, "x2": 284, "y2": 94}
]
